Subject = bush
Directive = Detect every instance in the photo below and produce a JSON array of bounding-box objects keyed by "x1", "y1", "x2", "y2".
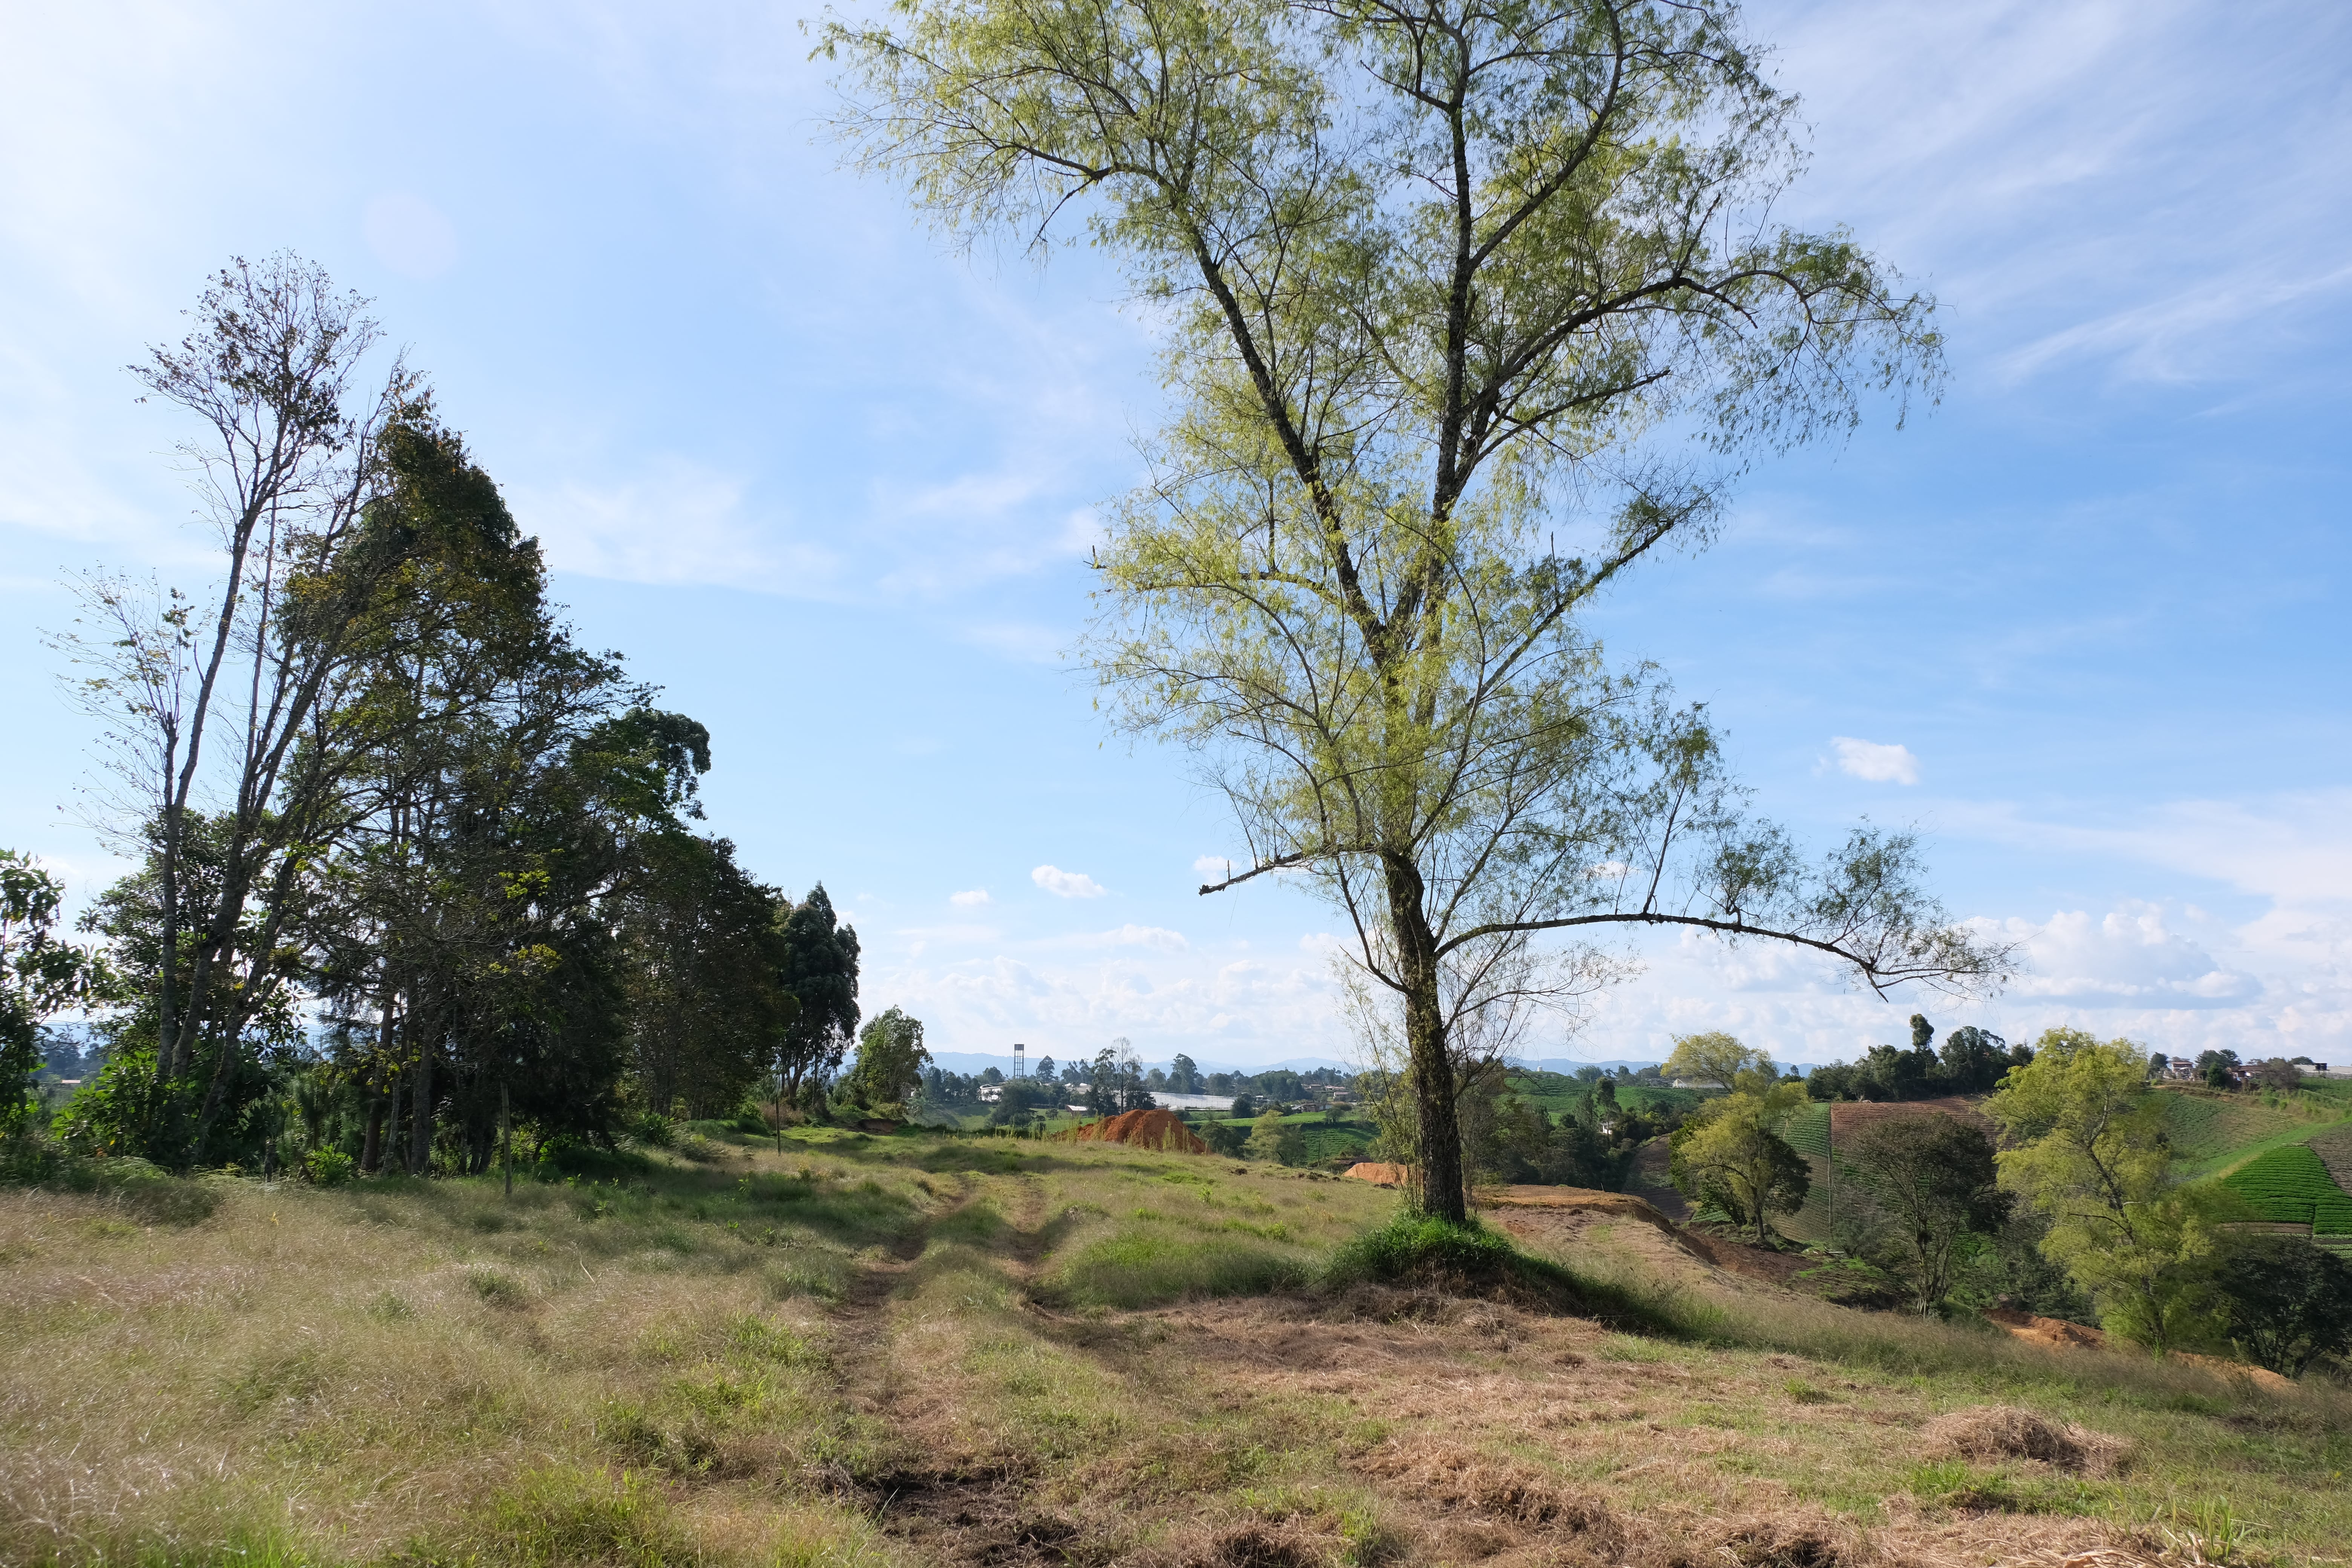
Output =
[
  {"x1": 1319, "y1": 1213, "x2": 1655, "y2": 1326},
  {"x1": 1200, "y1": 1119, "x2": 1248, "y2": 1158},
  {"x1": 303, "y1": 1147, "x2": 355, "y2": 1187}
]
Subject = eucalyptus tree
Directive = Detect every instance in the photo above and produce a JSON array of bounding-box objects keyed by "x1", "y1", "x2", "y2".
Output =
[{"x1": 830, "y1": 0, "x2": 2005, "y2": 1219}]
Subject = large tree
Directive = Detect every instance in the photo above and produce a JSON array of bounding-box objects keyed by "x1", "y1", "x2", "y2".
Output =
[
  {"x1": 1985, "y1": 1029, "x2": 2225, "y2": 1352},
  {"x1": 775, "y1": 886, "x2": 862, "y2": 1103},
  {"x1": 830, "y1": 0, "x2": 2004, "y2": 1219}
]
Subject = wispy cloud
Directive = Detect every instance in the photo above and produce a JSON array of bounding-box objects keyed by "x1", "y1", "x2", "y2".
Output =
[
  {"x1": 949, "y1": 888, "x2": 991, "y2": 907},
  {"x1": 511, "y1": 459, "x2": 840, "y2": 594}
]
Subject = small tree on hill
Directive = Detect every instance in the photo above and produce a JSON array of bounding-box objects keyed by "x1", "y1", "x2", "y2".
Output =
[
  {"x1": 1987, "y1": 1029, "x2": 2228, "y2": 1352},
  {"x1": 1670, "y1": 1097, "x2": 1809, "y2": 1246},
  {"x1": 1247, "y1": 1109, "x2": 1306, "y2": 1166},
  {"x1": 1661, "y1": 1032, "x2": 1773, "y2": 1092},
  {"x1": 2249, "y1": 1058, "x2": 2301, "y2": 1092},
  {"x1": 841, "y1": 1006, "x2": 931, "y2": 1115},
  {"x1": 1839, "y1": 1111, "x2": 2008, "y2": 1312}
]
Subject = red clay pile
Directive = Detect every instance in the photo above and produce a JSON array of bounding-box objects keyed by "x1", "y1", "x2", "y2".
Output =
[{"x1": 1058, "y1": 1108, "x2": 1209, "y2": 1153}]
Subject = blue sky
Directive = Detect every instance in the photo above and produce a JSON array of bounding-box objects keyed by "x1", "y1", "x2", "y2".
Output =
[{"x1": 3, "y1": 0, "x2": 2347, "y2": 1070}]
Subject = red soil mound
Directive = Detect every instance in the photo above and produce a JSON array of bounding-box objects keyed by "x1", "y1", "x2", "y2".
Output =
[{"x1": 1059, "y1": 1108, "x2": 1209, "y2": 1153}]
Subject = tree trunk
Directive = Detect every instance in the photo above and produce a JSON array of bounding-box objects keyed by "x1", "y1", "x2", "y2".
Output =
[
  {"x1": 360, "y1": 1091, "x2": 386, "y2": 1175},
  {"x1": 1385, "y1": 856, "x2": 1465, "y2": 1224},
  {"x1": 408, "y1": 1046, "x2": 435, "y2": 1176},
  {"x1": 384, "y1": 1070, "x2": 407, "y2": 1174}
]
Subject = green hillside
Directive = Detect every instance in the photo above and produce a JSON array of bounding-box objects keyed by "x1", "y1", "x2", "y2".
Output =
[{"x1": 2217, "y1": 1143, "x2": 2352, "y2": 1234}]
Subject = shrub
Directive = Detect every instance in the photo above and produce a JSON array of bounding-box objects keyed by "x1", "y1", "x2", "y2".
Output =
[
  {"x1": 1320, "y1": 1213, "x2": 1655, "y2": 1325},
  {"x1": 1200, "y1": 1119, "x2": 1249, "y2": 1157},
  {"x1": 303, "y1": 1147, "x2": 355, "y2": 1187}
]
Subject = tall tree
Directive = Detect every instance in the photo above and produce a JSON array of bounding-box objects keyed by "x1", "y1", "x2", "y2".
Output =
[
  {"x1": 775, "y1": 886, "x2": 861, "y2": 1102},
  {"x1": 828, "y1": 0, "x2": 2004, "y2": 1220},
  {"x1": 620, "y1": 833, "x2": 793, "y2": 1121}
]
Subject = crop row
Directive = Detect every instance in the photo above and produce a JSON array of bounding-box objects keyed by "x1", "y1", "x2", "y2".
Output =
[{"x1": 2219, "y1": 1143, "x2": 2352, "y2": 1234}]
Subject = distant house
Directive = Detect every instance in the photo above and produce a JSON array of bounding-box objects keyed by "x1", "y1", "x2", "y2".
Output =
[
  {"x1": 2164, "y1": 1057, "x2": 2196, "y2": 1081},
  {"x1": 1670, "y1": 1077, "x2": 1724, "y2": 1091}
]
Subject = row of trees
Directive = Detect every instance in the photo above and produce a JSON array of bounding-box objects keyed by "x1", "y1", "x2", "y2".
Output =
[
  {"x1": 1802, "y1": 1015, "x2": 2034, "y2": 1102},
  {"x1": 16, "y1": 257, "x2": 865, "y2": 1172}
]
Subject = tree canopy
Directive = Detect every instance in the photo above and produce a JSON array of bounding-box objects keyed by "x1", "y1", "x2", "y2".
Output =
[{"x1": 828, "y1": 0, "x2": 2006, "y2": 1220}]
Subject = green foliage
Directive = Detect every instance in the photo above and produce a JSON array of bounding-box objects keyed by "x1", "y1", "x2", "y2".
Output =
[
  {"x1": 2217, "y1": 1143, "x2": 2352, "y2": 1233},
  {"x1": 1660, "y1": 1032, "x2": 1772, "y2": 1092},
  {"x1": 1, "y1": 850, "x2": 109, "y2": 1137},
  {"x1": 1805, "y1": 1019, "x2": 2029, "y2": 1102},
  {"x1": 1669, "y1": 1093, "x2": 1811, "y2": 1245},
  {"x1": 839, "y1": 1006, "x2": 931, "y2": 1115},
  {"x1": 774, "y1": 885, "x2": 861, "y2": 1098},
  {"x1": 1200, "y1": 1118, "x2": 1249, "y2": 1158},
  {"x1": 2214, "y1": 1234, "x2": 2352, "y2": 1377},
  {"x1": 302, "y1": 1147, "x2": 355, "y2": 1187},
  {"x1": 1986, "y1": 1029, "x2": 2230, "y2": 1351},
  {"x1": 1836, "y1": 1111, "x2": 2008, "y2": 1311},
  {"x1": 1245, "y1": 1109, "x2": 1306, "y2": 1166}
]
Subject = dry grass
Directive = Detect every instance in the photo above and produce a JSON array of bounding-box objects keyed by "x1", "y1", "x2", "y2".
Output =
[{"x1": 3, "y1": 1129, "x2": 2346, "y2": 1567}]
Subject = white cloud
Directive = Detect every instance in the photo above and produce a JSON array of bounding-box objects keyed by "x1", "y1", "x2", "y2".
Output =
[
  {"x1": 949, "y1": 888, "x2": 991, "y2": 907},
  {"x1": 1980, "y1": 905, "x2": 2260, "y2": 1009},
  {"x1": 1032, "y1": 864, "x2": 1107, "y2": 899},
  {"x1": 1830, "y1": 736, "x2": 1922, "y2": 785}
]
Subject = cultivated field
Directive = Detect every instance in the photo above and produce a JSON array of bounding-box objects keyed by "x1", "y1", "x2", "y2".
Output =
[{"x1": 6, "y1": 1127, "x2": 2349, "y2": 1567}]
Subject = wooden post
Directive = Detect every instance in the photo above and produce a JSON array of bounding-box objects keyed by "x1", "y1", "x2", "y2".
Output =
[{"x1": 500, "y1": 1082, "x2": 513, "y2": 1199}]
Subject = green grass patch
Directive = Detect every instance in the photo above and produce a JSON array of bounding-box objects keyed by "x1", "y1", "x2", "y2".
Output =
[
  {"x1": 1042, "y1": 1222, "x2": 1309, "y2": 1308},
  {"x1": 2219, "y1": 1143, "x2": 2352, "y2": 1233}
]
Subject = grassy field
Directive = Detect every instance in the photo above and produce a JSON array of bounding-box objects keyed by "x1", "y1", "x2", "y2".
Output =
[{"x1": 5, "y1": 1126, "x2": 2349, "y2": 1567}]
